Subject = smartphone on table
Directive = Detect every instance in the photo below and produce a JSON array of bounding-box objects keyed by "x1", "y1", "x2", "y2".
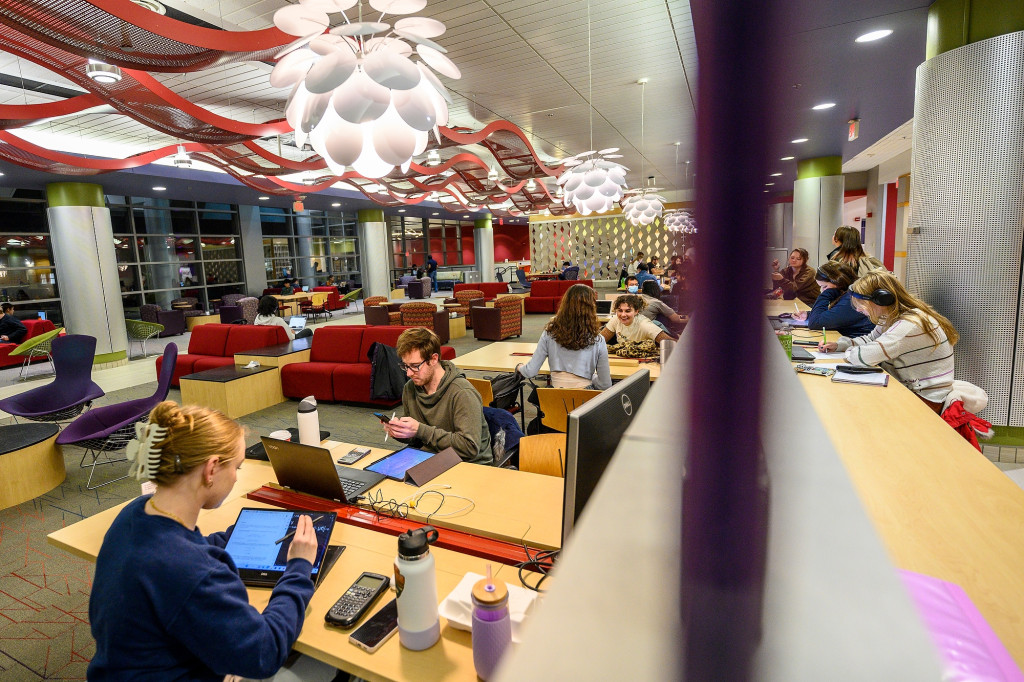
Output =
[{"x1": 349, "y1": 599, "x2": 399, "y2": 653}]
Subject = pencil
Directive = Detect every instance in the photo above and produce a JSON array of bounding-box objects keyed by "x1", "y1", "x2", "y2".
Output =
[
  {"x1": 794, "y1": 302, "x2": 799, "y2": 313},
  {"x1": 274, "y1": 514, "x2": 325, "y2": 545}
]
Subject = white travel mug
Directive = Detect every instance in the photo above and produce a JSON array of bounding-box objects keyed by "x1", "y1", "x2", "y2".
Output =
[{"x1": 297, "y1": 396, "x2": 320, "y2": 446}]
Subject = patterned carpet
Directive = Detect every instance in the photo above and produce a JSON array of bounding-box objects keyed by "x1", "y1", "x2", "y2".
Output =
[{"x1": 0, "y1": 308, "x2": 557, "y2": 680}]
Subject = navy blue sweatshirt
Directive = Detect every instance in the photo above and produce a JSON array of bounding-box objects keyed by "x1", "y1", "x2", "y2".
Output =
[
  {"x1": 806, "y1": 288, "x2": 875, "y2": 338},
  {"x1": 88, "y1": 496, "x2": 314, "y2": 681}
]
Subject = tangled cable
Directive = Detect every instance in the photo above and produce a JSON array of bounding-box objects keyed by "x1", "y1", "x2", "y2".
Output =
[{"x1": 516, "y1": 543, "x2": 560, "y2": 593}]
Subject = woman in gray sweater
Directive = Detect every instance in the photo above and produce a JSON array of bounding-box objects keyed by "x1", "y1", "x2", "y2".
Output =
[{"x1": 518, "y1": 284, "x2": 612, "y2": 390}]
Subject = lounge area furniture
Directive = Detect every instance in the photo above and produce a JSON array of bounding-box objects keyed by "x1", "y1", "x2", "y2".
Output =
[
  {"x1": 170, "y1": 296, "x2": 204, "y2": 317},
  {"x1": 0, "y1": 423, "x2": 64, "y2": 509},
  {"x1": 313, "y1": 286, "x2": 347, "y2": 314},
  {"x1": 524, "y1": 279, "x2": 594, "y2": 313},
  {"x1": 365, "y1": 302, "x2": 401, "y2": 326},
  {"x1": 454, "y1": 282, "x2": 510, "y2": 301},
  {"x1": 399, "y1": 302, "x2": 450, "y2": 343},
  {"x1": 280, "y1": 325, "x2": 455, "y2": 405},
  {"x1": 0, "y1": 335, "x2": 105, "y2": 423},
  {"x1": 125, "y1": 319, "x2": 164, "y2": 359},
  {"x1": 472, "y1": 295, "x2": 524, "y2": 341},
  {"x1": 406, "y1": 277, "x2": 433, "y2": 299},
  {"x1": 140, "y1": 304, "x2": 186, "y2": 337},
  {"x1": 156, "y1": 323, "x2": 290, "y2": 387},
  {"x1": 453, "y1": 289, "x2": 485, "y2": 328},
  {"x1": 8, "y1": 327, "x2": 63, "y2": 380},
  {"x1": 180, "y1": 364, "x2": 285, "y2": 420},
  {"x1": 57, "y1": 343, "x2": 177, "y2": 489},
  {"x1": 340, "y1": 288, "x2": 363, "y2": 312},
  {"x1": 0, "y1": 318, "x2": 58, "y2": 369}
]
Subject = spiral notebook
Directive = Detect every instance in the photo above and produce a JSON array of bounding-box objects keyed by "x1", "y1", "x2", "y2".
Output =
[{"x1": 831, "y1": 370, "x2": 889, "y2": 386}]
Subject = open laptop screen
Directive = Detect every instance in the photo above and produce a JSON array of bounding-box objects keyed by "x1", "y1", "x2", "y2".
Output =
[{"x1": 288, "y1": 316, "x2": 306, "y2": 330}]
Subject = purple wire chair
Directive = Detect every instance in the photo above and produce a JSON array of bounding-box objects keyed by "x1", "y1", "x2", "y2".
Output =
[
  {"x1": 0, "y1": 335, "x2": 105, "y2": 424},
  {"x1": 56, "y1": 343, "x2": 177, "y2": 489}
]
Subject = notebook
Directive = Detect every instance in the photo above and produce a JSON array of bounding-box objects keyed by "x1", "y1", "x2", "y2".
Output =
[
  {"x1": 260, "y1": 437, "x2": 385, "y2": 502},
  {"x1": 288, "y1": 316, "x2": 306, "y2": 331},
  {"x1": 223, "y1": 507, "x2": 337, "y2": 587},
  {"x1": 831, "y1": 370, "x2": 889, "y2": 386}
]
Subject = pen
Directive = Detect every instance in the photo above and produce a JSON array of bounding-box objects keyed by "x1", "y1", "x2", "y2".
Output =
[
  {"x1": 822, "y1": 327, "x2": 827, "y2": 351},
  {"x1": 794, "y1": 302, "x2": 799, "y2": 314},
  {"x1": 383, "y1": 411, "x2": 395, "y2": 443},
  {"x1": 274, "y1": 514, "x2": 324, "y2": 545}
]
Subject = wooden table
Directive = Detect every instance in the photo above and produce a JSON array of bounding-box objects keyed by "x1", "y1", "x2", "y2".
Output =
[
  {"x1": 792, "y1": 332, "x2": 1024, "y2": 667},
  {"x1": 448, "y1": 314, "x2": 466, "y2": 339},
  {"x1": 525, "y1": 272, "x2": 559, "y2": 280},
  {"x1": 454, "y1": 341, "x2": 660, "y2": 381},
  {"x1": 764, "y1": 298, "x2": 811, "y2": 316},
  {"x1": 185, "y1": 313, "x2": 220, "y2": 331},
  {"x1": 179, "y1": 365, "x2": 285, "y2": 419},
  {"x1": 0, "y1": 423, "x2": 63, "y2": 510},
  {"x1": 234, "y1": 338, "x2": 312, "y2": 369},
  {"x1": 276, "y1": 292, "x2": 329, "y2": 316}
]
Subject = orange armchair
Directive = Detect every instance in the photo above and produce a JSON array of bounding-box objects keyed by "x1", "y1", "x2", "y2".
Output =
[
  {"x1": 453, "y1": 289, "x2": 485, "y2": 328},
  {"x1": 472, "y1": 295, "x2": 523, "y2": 341},
  {"x1": 399, "y1": 302, "x2": 450, "y2": 344}
]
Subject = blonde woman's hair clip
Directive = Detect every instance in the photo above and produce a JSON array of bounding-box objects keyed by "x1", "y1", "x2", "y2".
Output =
[{"x1": 126, "y1": 422, "x2": 169, "y2": 481}]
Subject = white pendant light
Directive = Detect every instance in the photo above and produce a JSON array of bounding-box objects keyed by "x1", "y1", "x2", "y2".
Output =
[
  {"x1": 172, "y1": 144, "x2": 192, "y2": 168},
  {"x1": 623, "y1": 79, "x2": 664, "y2": 226},
  {"x1": 86, "y1": 59, "x2": 122, "y2": 84},
  {"x1": 271, "y1": 0, "x2": 460, "y2": 179},
  {"x1": 664, "y1": 209, "x2": 697, "y2": 234},
  {"x1": 559, "y1": 0, "x2": 627, "y2": 215}
]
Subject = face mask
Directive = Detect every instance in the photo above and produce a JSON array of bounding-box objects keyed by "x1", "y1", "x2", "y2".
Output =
[{"x1": 627, "y1": 285, "x2": 639, "y2": 294}]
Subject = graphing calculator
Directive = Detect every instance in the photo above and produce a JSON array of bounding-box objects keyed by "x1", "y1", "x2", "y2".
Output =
[{"x1": 325, "y1": 572, "x2": 390, "y2": 628}]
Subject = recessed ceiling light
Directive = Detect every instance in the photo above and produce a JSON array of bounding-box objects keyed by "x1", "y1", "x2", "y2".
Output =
[
  {"x1": 765, "y1": 182, "x2": 775, "y2": 186},
  {"x1": 331, "y1": 202, "x2": 340, "y2": 207},
  {"x1": 781, "y1": 156, "x2": 795, "y2": 161},
  {"x1": 398, "y1": 209, "x2": 406, "y2": 213},
  {"x1": 152, "y1": 186, "x2": 166, "y2": 191},
  {"x1": 463, "y1": 215, "x2": 469, "y2": 218},
  {"x1": 0, "y1": 172, "x2": 5, "y2": 176},
  {"x1": 856, "y1": 29, "x2": 892, "y2": 43},
  {"x1": 770, "y1": 173, "x2": 781, "y2": 177},
  {"x1": 791, "y1": 138, "x2": 808, "y2": 144},
  {"x1": 812, "y1": 102, "x2": 836, "y2": 110}
]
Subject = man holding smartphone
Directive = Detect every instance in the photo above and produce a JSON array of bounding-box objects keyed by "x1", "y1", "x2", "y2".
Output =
[{"x1": 383, "y1": 328, "x2": 492, "y2": 465}]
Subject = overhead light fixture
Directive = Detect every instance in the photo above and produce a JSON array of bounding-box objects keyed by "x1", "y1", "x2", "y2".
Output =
[
  {"x1": 781, "y1": 156, "x2": 794, "y2": 161},
  {"x1": 526, "y1": 178, "x2": 536, "y2": 192},
  {"x1": 463, "y1": 214, "x2": 469, "y2": 218},
  {"x1": 791, "y1": 138, "x2": 808, "y2": 144},
  {"x1": 765, "y1": 182, "x2": 775, "y2": 186},
  {"x1": 856, "y1": 29, "x2": 892, "y2": 43},
  {"x1": 272, "y1": 0, "x2": 461, "y2": 179},
  {"x1": 152, "y1": 186, "x2": 166, "y2": 191},
  {"x1": 258, "y1": 196, "x2": 270, "y2": 201},
  {"x1": 86, "y1": 59, "x2": 123, "y2": 84},
  {"x1": 812, "y1": 102, "x2": 836, "y2": 110},
  {"x1": 487, "y1": 166, "x2": 499, "y2": 183},
  {"x1": 559, "y1": 0, "x2": 627, "y2": 215},
  {"x1": 331, "y1": 202, "x2": 341, "y2": 207},
  {"x1": 770, "y1": 172, "x2": 782, "y2": 177},
  {"x1": 664, "y1": 209, "x2": 696, "y2": 234},
  {"x1": 426, "y1": 150, "x2": 441, "y2": 166},
  {"x1": 398, "y1": 209, "x2": 406, "y2": 212},
  {"x1": 172, "y1": 144, "x2": 192, "y2": 168},
  {"x1": 622, "y1": 80, "x2": 664, "y2": 227},
  {"x1": 431, "y1": 212, "x2": 439, "y2": 215}
]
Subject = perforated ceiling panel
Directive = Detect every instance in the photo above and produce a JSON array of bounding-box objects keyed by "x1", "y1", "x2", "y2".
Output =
[
  {"x1": 530, "y1": 215, "x2": 687, "y2": 280},
  {"x1": 907, "y1": 31, "x2": 1024, "y2": 426}
]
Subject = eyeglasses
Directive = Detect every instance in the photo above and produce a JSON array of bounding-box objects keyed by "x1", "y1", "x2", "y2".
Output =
[{"x1": 399, "y1": 359, "x2": 429, "y2": 373}]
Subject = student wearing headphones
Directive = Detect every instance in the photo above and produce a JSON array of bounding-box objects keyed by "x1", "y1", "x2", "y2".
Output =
[
  {"x1": 791, "y1": 261, "x2": 874, "y2": 337},
  {"x1": 819, "y1": 271, "x2": 958, "y2": 410}
]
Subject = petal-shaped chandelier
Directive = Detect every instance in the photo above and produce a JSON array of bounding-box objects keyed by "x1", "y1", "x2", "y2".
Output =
[
  {"x1": 664, "y1": 209, "x2": 697, "y2": 234},
  {"x1": 557, "y1": 148, "x2": 629, "y2": 215},
  {"x1": 271, "y1": 0, "x2": 460, "y2": 178},
  {"x1": 622, "y1": 184, "x2": 667, "y2": 226}
]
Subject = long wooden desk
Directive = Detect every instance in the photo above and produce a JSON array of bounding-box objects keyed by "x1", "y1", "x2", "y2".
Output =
[
  {"x1": 453, "y1": 341, "x2": 661, "y2": 382},
  {"x1": 764, "y1": 298, "x2": 811, "y2": 316},
  {"x1": 792, "y1": 325, "x2": 1024, "y2": 667}
]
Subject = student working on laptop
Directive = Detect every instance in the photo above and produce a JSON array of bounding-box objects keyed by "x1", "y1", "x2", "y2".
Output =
[
  {"x1": 383, "y1": 328, "x2": 493, "y2": 464},
  {"x1": 255, "y1": 295, "x2": 312, "y2": 339},
  {"x1": 89, "y1": 401, "x2": 337, "y2": 681}
]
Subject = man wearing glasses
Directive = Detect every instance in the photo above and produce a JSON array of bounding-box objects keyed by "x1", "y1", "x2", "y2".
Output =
[{"x1": 383, "y1": 328, "x2": 493, "y2": 464}]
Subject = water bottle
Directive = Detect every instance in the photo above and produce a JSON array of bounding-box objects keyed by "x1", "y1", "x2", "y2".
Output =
[
  {"x1": 472, "y1": 571, "x2": 512, "y2": 680},
  {"x1": 777, "y1": 323, "x2": 793, "y2": 360},
  {"x1": 296, "y1": 396, "x2": 320, "y2": 446},
  {"x1": 394, "y1": 526, "x2": 440, "y2": 650}
]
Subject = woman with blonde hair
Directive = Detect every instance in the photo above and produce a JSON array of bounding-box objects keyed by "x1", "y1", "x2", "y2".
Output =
[
  {"x1": 820, "y1": 272, "x2": 958, "y2": 409},
  {"x1": 89, "y1": 401, "x2": 335, "y2": 681},
  {"x1": 518, "y1": 283, "x2": 612, "y2": 390},
  {"x1": 831, "y1": 225, "x2": 886, "y2": 277},
  {"x1": 770, "y1": 247, "x2": 818, "y2": 306}
]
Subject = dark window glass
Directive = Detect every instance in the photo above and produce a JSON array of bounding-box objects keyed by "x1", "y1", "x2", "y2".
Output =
[{"x1": 198, "y1": 211, "x2": 237, "y2": 235}]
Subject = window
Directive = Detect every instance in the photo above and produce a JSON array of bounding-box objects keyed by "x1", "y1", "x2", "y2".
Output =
[
  {"x1": 0, "y1": 197, "x2": 61, "y2": 321},
  {"x1": 260, "y1": 208, "x2": 360, "y2": 287}
]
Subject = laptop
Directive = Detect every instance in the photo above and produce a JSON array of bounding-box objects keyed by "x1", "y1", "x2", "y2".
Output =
[
  {"x1": 302, "y1": 285, "x2": 310, "y2": 292},
  {"x1": 260, "y1": 437, "x2": 385, "y2": 502},
  {"x1": 288, "y1": 316, "x2": 306, "y2": 331},
  {"x1": 595, "y1": 300, "x2": 612, "y2": 315},
  {"x1": 37, "y1": 311, "x2": 46, "y2": 321}
]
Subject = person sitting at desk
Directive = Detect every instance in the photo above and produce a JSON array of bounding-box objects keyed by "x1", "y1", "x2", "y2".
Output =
[
  {"x1": 601, "y1": 294, "x2": 673, "y2": 345},
  {"x1": 517, "y1": 284, "x2": 612, "y2": 390},
  {"x1": 0, "y1": 302, "x2": 27, "y2": 343},
  {"x1": 792, "y1": 260, "x2": 874, "y2": 338},
  {"x1": 819, "y1": 271, "x2": 958, "y2": 410},
  {"x1": 89, "y1": 401, "x2": 336, "y2": 681},
  {"x1": 649, "y1": 256, "x2": 663, "y2": 275},
  {"x1": 627, "y1": 252, "x2": 644, "y2": 276},
  {"x1": 771, "y1": 247, "x2": 819, "y2": 307},
  {"x1": 384, "y1": 328, "x2": 493, "y2": 465},
  {"x1": 635, "y1": 262, "x2": 659, "y2": 288},
  {"x1": 640, "y1": 280, "x2": 687, "y2": 334},
  {"x1": 831, "y1": 224, "x2": 886, "y2": 277},
  {"x1": 255, "y1": 295, "x2": 312, "y2": 339},
  {"x1": 556, "y1": 260, "x2": 572, "y2": 280},
  {"x1": 280, "y1": 279, "x2": 295, "y2": 296}
]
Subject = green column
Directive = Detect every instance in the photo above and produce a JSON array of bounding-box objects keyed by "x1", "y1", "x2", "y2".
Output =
[
  {"x1": 473, "y1": 214, "x2": 495, "y2": 282},
  {"x1": 927, "y1": 0, "x2": 1024, "y2": 59},
  {"x1": 796, "y1": 156, "x2": 842, "y2": 180},
  {"x1": 793, "y1": 157, "x2": 844, "y2": 265}
]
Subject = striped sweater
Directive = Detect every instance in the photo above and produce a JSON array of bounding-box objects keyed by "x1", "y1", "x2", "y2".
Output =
[{"x1": 834, "y1": 312, "x2": 955, "y2": 402}]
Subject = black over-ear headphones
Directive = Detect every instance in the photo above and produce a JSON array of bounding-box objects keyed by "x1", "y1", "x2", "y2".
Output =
[{"x1": 851, "y1": 289, "x2": 896, "y2": 306}]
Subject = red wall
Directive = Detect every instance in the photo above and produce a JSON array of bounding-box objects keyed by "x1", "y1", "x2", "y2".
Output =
[
  {"x1": 462, "y1": 231, "x2": 475, "y2": 265},
  {"x1": 493, "y1": 224, "x2": 530, "y2": 262}
]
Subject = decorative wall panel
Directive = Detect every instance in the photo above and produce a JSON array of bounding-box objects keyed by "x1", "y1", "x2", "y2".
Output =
[
  {"x1": 529, "y1": 215, "x2": 688, "y2": 280},
  {"x1": 907, "y1": 31, "x2": 1024, "y2": 425}
]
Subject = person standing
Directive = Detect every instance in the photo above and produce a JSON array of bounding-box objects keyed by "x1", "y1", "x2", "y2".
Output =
[
  {"x1": 0, "y1": 302, "x2": 27, "y2": 343},
  {"x1": 426, "y1": 254, "x2": 439, "y2": 292}
]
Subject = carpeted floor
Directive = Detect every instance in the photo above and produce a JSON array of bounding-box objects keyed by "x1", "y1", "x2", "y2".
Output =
[{"x1": 0, "y1": 300, "x2": 564, "y2": 680}]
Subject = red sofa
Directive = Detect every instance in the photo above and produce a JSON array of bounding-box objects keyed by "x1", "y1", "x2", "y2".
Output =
[
  {"x1": 454, "y1": 282, "x2": 509, "y2": 301},
  {"x1": 524, "y1": 279, "x2": 594, "y2": 313},
  {"x1": 312, "y1": 286, "x2": 348, "y2": 312},
  {"x1": 281, "y1": 325, "x2": 456, "y2": 406},
  {"x1": 0, "y1": 319, "x2": 57, "y2": 369},
  {"x1": 157, "y1": 323, "x2": 290, "y2": 386}
]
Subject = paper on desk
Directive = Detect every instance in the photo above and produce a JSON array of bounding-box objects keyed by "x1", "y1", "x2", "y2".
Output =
[
  {"x1": 438, "y1": 572, "x2": 538, "y2": 643},
  {"x1": 809, "y1": 351, "x2": 846, "y2": 360}
]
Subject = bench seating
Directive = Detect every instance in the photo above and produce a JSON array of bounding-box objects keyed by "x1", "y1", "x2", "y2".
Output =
[
  {"x1": 156, "y1": 324, "x2": 290, "y2": 386},
  {"x1": 454, "y1": 282, "x2": 509, "y2": 301},
  {"x1": 0, "y1": 319, "x2": 57, "y2": 369},
  {"x1": 524, "y1": 279, "x2": 594, "y2": 313}
]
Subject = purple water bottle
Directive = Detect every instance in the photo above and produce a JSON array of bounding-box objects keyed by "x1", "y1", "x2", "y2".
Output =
[{"x1": 471, "y1": 569, "x2": 511, "y2": 681}]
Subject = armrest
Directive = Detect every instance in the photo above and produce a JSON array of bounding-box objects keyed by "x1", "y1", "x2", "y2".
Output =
[{"x1": 432, "y1": 310, "x2": 450, "y2": 344}]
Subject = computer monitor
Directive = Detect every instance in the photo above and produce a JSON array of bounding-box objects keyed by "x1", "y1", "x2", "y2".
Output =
[{"x1": 562, "y1": 369, "x2": 651, "y2": 543}]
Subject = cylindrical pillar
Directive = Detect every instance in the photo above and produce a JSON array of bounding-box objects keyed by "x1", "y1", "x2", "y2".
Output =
[
  {"x1": 792, "y1": 156, "x2": 844, "y2": 265},
  {"x1": 237, "y1": 204, "x2": 267, "y2": 296},
  {"x1": 473, "y1": 215, "x2": 495, "y2": 283},
  {"x1": 908, "y1": 29, "x2": 1024, "y2": 427},
  {"x1": 46, "y1": 182, "x2": 127, "y2": 364},
  {"x1": 356, "y1": 209, "x2": 390, "y2": 299},
  {"x1": 295, "y1": 212, "x2": 315, "y2": 288}
]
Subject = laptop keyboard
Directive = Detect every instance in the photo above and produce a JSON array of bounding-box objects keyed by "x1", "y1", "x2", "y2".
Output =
[{"x1": 335, "y1": 467, "x2": 366, "y2": 497}]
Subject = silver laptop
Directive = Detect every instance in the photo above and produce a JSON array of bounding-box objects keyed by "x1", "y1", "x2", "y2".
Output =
[
  {"x1": 261, "y1": 437, "x2": 385, "y2": 502},
  {"x1": 302, "y1": 285, "x2": 310, "y2": 292},
  {"x1": 288, "y1": 316, "x2": 306, "y2": 331}
]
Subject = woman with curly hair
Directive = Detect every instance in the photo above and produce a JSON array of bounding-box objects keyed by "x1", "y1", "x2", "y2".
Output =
[{"x1": 517, "y1": 284, "x2": 612, "y2": 390}]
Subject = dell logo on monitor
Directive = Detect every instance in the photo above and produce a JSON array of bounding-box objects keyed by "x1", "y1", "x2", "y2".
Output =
[{"x1": 620, "y1": 394, "x2": 633, "y2": 416}]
